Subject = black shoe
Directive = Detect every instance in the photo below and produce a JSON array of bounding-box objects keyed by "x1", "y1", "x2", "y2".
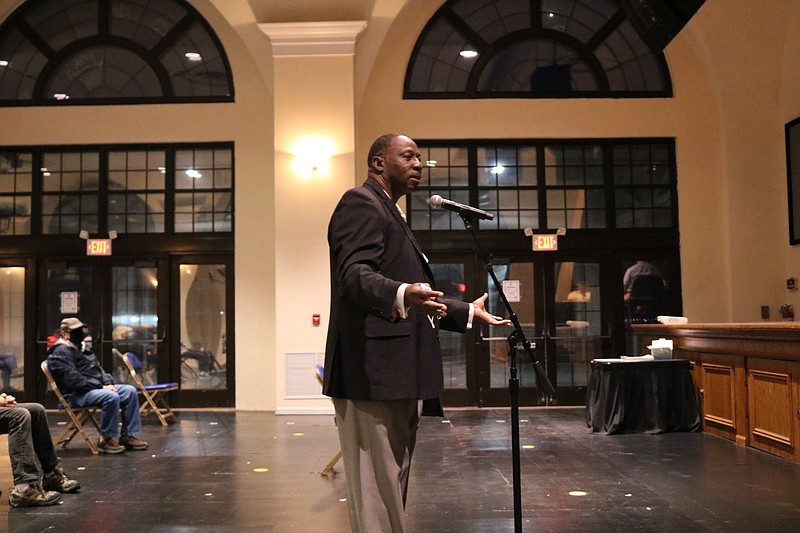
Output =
[
  {"x1": 97, "y1": 436, "x2": 125, "y2": 454},
  {"x1": 9, "y1": 482, "x2": 60, "y2": 508},
  {"x1": 43, "y1": 467, "x2": 80, "y2": 493},
  {"x1": 120, "y1": 435, "x2": 149, "y2": 451}
]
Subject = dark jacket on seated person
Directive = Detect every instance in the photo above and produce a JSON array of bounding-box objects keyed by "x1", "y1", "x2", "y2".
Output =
[{"x1": 47, "y1": 339, "x2": 114, "y2": 396}]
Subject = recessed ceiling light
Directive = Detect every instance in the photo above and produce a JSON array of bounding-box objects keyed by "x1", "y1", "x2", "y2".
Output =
[
  {"x1": 459, "y1": 50, "x2": 478, "y2": 59},
  {"x1": 0, "y1": 60, "x2": 8, "y2": 67},
  {"x1": 53, "y1": 93, "x2": 69, "y2": 100},
  {"x1": 185, "y1": 52, "x2": 202, "y2": 62},
  {"x1": 185, "y1": 169, "x2": 203, "y2": 178}
]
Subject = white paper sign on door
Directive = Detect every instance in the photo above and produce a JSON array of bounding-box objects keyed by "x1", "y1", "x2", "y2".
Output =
[
  {"x1": 502, "y1": 280, "x2": 521, "y2": 302},
  {"x1": 60, "y1": 291, "x2": 79, "y2": 314}
]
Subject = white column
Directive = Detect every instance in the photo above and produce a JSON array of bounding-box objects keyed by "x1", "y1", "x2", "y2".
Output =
[{"x1": 260, "y1": 21, "x2": 366, "y2": 413}]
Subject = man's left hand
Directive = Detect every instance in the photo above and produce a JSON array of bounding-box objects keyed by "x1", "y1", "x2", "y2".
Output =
[{"x1": 471, "y1": 293, "x2": 512, "y2": 326}]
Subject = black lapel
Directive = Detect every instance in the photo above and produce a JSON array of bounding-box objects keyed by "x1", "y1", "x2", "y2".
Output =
[{"x1": 363, "y1": 179, "x2": 433, "y2": 276}]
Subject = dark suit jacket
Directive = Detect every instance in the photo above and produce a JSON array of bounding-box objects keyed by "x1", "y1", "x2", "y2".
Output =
[{"x1": 323, "y1": 178, "x2": 470, "y2": 403}]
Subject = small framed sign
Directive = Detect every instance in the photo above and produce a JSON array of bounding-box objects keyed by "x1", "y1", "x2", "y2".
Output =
[
  {"x1": 86, "y1": 238, "x2": 112, "y2": 256},
  {"x1": 786, "y1": 116, "x2": 800, "y2": 244}
]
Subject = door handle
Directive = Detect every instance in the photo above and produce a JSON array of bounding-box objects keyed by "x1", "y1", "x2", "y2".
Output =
[{"x1": 101, "y1": 337, "x2": 165, "y2": 343}]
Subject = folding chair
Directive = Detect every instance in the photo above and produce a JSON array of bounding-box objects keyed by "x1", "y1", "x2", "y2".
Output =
[
  {"x1": 112, "y1": 349, "x2": 178, "y2": 426},
  {"x1": 314, "y1": 363, "x2": 342, "y2": 476},
  {"x1": 40, "y1": 360, "x2": 101, "y2": 455}
]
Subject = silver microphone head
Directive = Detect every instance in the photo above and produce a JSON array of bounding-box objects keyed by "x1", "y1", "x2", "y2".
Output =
[{"x1": 428, "y1": 195, "x2": 444, "y2": 208}]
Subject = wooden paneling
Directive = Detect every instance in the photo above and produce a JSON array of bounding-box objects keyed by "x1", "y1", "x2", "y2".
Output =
[
  {"x1": 747, "y1": 358, "x2": 800, "y2": 461},
  {"x1": 631, "y1": 323, "x2": 800, "y2": 462},
  {"x1": 702, "y1": 364, "x2": 736, "y2": 428},
  {"x1": 699, "y1": 355, "x2": 747, "y2": 445}
]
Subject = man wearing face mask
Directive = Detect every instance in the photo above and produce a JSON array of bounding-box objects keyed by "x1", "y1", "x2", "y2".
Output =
[{"x1": 46, "y1": 318, "x2": 148, "y2": 454}]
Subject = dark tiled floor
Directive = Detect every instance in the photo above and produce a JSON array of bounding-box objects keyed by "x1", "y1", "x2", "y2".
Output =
[{"x1": 0, "y1": 408, "x2": 798, "y2": 532}]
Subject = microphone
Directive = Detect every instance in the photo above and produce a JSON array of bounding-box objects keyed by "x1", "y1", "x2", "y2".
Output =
[{"x1": 428, "y1": 195, "x2": 494, "y2": 221}]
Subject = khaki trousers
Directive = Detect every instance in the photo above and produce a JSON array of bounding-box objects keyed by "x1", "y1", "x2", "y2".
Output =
[{"x1": 333, "y1": 398, "x2": 422, "y2": 533}]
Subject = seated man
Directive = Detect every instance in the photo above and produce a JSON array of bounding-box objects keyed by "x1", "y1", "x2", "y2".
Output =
[
  {"x1": 567, "y1": 281, "x2": 591, "y2": 302},
  {"x1": 47, "y1": 317, "x2": 149, "y2": 454},
  {"x1": 0, "y1": 392, "x2": 80, "y2": 507}
]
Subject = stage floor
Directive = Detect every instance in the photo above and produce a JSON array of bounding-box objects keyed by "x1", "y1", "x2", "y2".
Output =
[{"x1": 1, "y1": 407, "x2": 798, "y2": 532}]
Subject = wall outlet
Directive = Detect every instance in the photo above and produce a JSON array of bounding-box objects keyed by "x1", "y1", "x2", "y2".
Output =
[{"x1": 761, "y1": 305, "x2": 770, "y2": 320}]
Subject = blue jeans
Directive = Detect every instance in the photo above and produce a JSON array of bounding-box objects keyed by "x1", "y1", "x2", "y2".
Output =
[{"x1": 71, "y1": 384, "x2": 142, "y2": 439}]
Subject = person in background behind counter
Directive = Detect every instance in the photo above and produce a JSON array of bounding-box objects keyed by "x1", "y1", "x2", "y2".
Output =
[
  {"x1": 623, "y1": 260, "x2": 664, "y2": 300},
  {"x1": 567, "y1": 281, "x2": 591, "y2": 302}
]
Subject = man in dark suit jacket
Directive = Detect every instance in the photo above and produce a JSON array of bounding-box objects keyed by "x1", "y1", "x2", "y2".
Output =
[{"x1": 324, "y1": 133, "x2": 509, "y2": 533}]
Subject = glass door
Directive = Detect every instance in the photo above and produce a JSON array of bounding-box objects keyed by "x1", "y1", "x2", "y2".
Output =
[
  {"x1": 40, "y1": 259, "x2": 166, "y2": 404},
  {"x1": 476, "y1": 256, "x2": 610, "y2": 406},
  {"x1": 481, "y1": 260, "x2": 547, "y2": 406},
  {"x1": 0, "y1": 263, "x2": 28, "y2": 396},
  {"x1": 39, "y1": 256, "x2": 234, "y2": 407},
  {"x1": 547, "y1": 259, "x2": 607, "y2": 404},
  {"x1": 108, "y1": 262, "x2": 162, "y2": 387},
  {"x1": 173, "y1": 256, "x2": 233, "y2": 406},
  {"x1": 429, "y1": 260, "x2": 472, "y2": 405}
]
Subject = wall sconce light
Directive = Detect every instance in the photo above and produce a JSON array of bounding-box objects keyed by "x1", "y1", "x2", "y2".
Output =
[
  {"x1": 292, "y1": 137, "x2": 336, "y2": 178},
  {"x1": 295, "y1": 153, "x2": 329, "y2": 176}
]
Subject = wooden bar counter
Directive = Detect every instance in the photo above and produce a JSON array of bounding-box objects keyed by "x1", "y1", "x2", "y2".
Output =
[{"x1": 631, "y1": 323, "x2": 800, "y2": 462}]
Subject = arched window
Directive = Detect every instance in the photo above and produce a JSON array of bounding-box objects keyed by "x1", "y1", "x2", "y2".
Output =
[
  {"x1": 405, "y1": 0, "x2": 671, "y2": 98},
  {"x1": 0, "y1": 0, "x2": 233, "y2": 105}
]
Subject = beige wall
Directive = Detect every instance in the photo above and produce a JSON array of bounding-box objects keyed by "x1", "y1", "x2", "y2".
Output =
[
  {"x1": 3, "y1": 0, "x2": 800, "y2": 411},
  {"x1": 354, "y1": 0, "x2": 800, "y2": 325},
  {"x1": 682, "y1": 0, "x2": 800, "y2": 321}
]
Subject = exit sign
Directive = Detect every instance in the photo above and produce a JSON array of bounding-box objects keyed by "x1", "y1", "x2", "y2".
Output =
[
  {"x1": 86, "y1": 238, "x2": 112, "y2": 256},
  {"x1": 531, "y1": 234, "x2": 558, "y2": 251}
]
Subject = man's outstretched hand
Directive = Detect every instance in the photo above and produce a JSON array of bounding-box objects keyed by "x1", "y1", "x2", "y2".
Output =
[{"x1": 471, "y1": 293, "x2": 512, "y2": 325}]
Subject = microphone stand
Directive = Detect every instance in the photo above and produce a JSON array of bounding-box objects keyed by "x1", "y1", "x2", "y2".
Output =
[{"x1": 458, "y1": 213, "x2": 555, "y2": 533}]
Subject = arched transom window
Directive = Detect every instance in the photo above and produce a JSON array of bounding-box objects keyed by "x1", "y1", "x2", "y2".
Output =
[
  {"x1": 0, "y1": 0, "x2": 233, "y2": 105},
  {"x1": 405, "y1": 0, "x2": 671, "y2": 98}
]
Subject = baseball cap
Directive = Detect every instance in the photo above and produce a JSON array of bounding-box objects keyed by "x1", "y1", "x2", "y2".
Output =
[{"x1": 60, "y1": 317, "x2": 86, "y2": 331}]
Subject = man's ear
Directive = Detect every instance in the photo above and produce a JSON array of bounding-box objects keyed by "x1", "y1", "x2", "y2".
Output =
[{"x1": 371, "y1": 155, "x2": 385, "y2": 173}]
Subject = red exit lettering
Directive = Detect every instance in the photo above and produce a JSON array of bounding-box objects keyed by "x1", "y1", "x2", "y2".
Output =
[
  {"x1": 86, "y1": 238, "x2": 112, "y2": 256},
  {"x1": 532, "y1": 235, "x2": 558, "y2": 251}
]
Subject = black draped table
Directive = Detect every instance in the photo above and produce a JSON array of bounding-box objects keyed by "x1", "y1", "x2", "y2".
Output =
[{"x1": 586, "y1": 358, "x2": 701, "y2": 434}]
